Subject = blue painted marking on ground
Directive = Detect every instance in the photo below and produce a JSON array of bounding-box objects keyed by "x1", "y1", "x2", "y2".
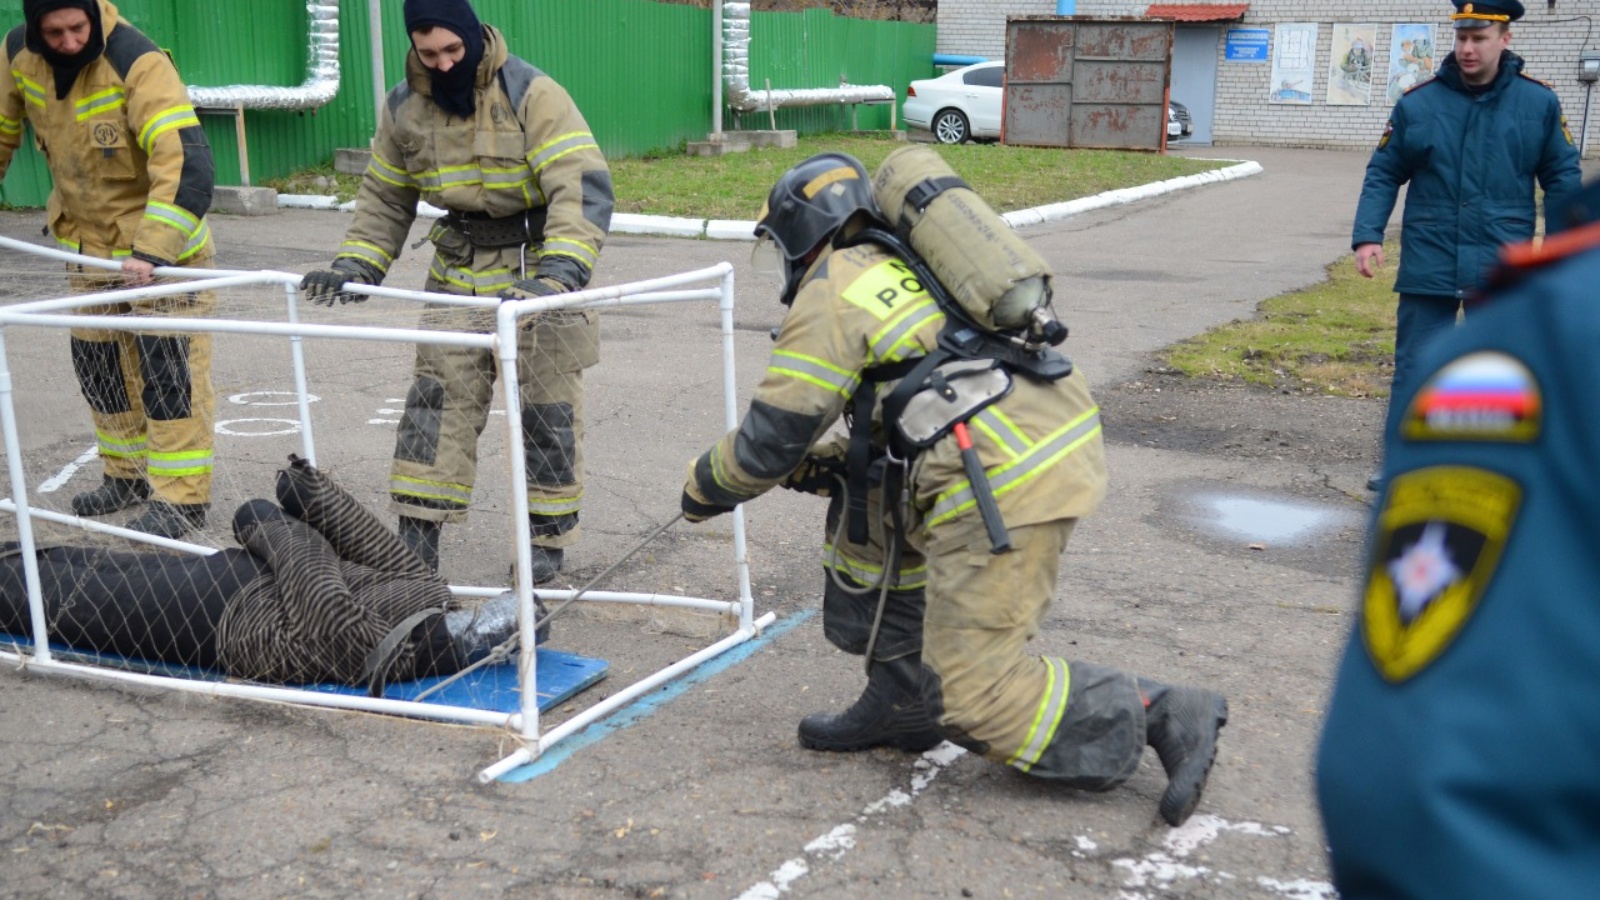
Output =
[{"x1": 498, "y1": 609, "x2": 815, "y2": 783}]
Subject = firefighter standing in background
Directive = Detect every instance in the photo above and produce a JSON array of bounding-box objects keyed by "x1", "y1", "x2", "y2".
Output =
[
  {"x1": 301, "y1": 0, "x2": 613, "y2": 582},
  {"x1": 681, "y1": 154, "x2": 1228, "y2": 826},
  {"x1": 0, "y1": 0, "x2": 217, "y2": 539}
]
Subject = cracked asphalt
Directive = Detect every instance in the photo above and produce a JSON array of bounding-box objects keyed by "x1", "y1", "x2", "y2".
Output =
[{"x1": 0, "y1": 146, "x2": 1426, "y2": 898}]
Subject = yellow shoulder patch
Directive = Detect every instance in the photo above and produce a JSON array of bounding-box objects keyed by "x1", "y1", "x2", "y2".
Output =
[
  {"x1": 1363, "y1": 466, "x2": 1521, "y2": 682},
  {"x1": 840, "y1": 257, "x2": 929, "y2": 322}
]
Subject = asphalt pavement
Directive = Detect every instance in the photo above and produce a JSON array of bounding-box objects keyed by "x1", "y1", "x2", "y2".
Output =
[{"x1": 0, "y1": 145, "x2": 1539, "y2": 899}]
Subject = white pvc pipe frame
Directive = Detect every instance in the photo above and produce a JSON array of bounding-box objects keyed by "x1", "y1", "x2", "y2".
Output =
[{"x1": 0, "y1": 236, "x2": 773, "y2": 782}]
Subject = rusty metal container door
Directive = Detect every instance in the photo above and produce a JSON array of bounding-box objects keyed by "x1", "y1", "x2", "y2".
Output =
[{"x1": 1004, "y1": 17, "x2": 1173, "y2": 151}]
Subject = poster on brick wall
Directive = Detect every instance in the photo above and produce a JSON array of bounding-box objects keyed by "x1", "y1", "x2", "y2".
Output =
[
  {"x1": 1387, "y1": 24, "x2": 1438, "y2": 103},
  {"x1": 1270, "y1": 23, "x2": 1317, "y2": 104},
  {"x1": 1327, "y1": 24, "x2": 1377, "y2": 105}
]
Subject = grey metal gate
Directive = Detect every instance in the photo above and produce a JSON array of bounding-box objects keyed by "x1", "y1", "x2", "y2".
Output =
[{"x1": 1004, "y1": 16, "x2": 1174, "y2": 151}]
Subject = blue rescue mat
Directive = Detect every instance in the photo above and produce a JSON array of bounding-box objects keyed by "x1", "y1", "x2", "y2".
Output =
[{"x1": 0, "y1": 634, "x2": 608, "y2": 714}]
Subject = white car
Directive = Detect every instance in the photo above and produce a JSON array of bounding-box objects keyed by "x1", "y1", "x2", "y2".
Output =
[{"x1": 902, "y1": 61, "x2": 1005, "y2": 144}]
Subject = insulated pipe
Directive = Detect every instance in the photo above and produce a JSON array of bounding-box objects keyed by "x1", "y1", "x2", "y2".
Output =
[
  {"x1": 721, "y1": 0, "x2": 896, "y2": 113},
  {"x1": 186, "y1": 0, "x2": 341, "y2": 110}
]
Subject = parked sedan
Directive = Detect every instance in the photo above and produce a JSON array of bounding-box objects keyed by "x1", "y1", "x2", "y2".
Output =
[
  {"x1": 1168, "y1": 100, "x2": 1193, "y2": 140},
  {"x1": 903, "y1": 61, "x2": 1005, "y2": 144}
]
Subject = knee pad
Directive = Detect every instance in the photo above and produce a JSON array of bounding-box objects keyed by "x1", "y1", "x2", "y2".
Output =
[
  {"x1": 394, "y1": 376, "x2": 446, "y2": 465},
  {"x1": 71, "y1": 337, "x2": 132, "y2": 415},
  {"x1": 522, "y1": 402, "x2": 576, "y2": 486},
  {"x1": 135, "y1": 335, "x2": 194, "y2": 421}
]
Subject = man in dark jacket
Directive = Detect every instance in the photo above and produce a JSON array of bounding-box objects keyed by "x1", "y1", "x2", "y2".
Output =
[{"x1": 1351, "y1": 0, "x2": 1581, "y2": 491}]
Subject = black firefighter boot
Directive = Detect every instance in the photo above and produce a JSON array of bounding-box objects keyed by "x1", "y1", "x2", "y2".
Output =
[
  {"x1": 1140, "y1": 679, "x2": 1229, "y2": 826},
  {"x1": 399, "y1": 516, "x2": 442, "y2": 573},
  {"x1": 127, "y1": 501, "x2": 208, "y2": 539},
  {"x1": 798, "y1": 654, "x2": 945, "y2": 753},
  {"x1": 70, "y1": 475, "x2": 149, "y2": 517}
]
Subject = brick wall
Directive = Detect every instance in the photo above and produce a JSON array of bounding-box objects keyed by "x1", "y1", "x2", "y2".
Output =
[{"x1": 935, "y1": 0, "x2": 1600, "y2": 155}]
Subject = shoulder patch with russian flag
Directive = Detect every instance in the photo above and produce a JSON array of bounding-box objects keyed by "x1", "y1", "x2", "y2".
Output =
[{"x1": 1401, "y1": 350, "x2": 1541, "y2": 443}]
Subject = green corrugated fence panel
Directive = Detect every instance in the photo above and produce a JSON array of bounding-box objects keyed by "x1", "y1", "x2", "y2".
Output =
[{"x1": 0, "y1": 0, "x2": 933, "y2": 208}]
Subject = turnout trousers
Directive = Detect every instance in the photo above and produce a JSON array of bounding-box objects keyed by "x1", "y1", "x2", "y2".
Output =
[
  {"x1": 388, "y1": 275, "x2": 599, "y2": 549},
  {"x1": 823, "y1": 482, "x2": 1146, "y2": 789},
  {"x1": 67, "y1": 242, "x2": 217, "y2": 506}
]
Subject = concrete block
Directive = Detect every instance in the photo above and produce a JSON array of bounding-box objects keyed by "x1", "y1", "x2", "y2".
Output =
[
  {"x1": 731, "y1": 129, "x2": 797, "y2": 149},
  {"x1": 334, "y1": 147, "x2": 372, "y2": 176},
  {"x1": 685, "y1": 139, "x2": 752, "y2": 157},
  {"x1": 212, "y1": 185, "x2": 279, "y2": 217}
]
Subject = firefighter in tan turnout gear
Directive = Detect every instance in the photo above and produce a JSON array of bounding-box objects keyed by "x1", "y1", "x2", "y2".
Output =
[
  {"x1": 301, "y1": 0, "x2": 613, "y2": 581},
  {"x1": 682, "y1": 153, "x2": 1228, "y2": 826},
  {"x1": 0, "y1": 0, "x2": 218, "y2": 539}
]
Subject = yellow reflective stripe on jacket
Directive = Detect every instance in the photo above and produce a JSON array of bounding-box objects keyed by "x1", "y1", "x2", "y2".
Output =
[
  {"x1": 75, "y1": 87, "x2": 126, "y2": 122},
  {"x1": 822, "y1": 543, "x2": 929, "y2": 590},
  {"x1": 13, "y1": 71, "x2": 44, "y2": 107},
  {"x1": 0, "y1": 111, "x2": 20, "y2": 135},
  {"x1": 1007, "y1": 657, "x2": 1071, "y2": 773},
  {"x1": 337, "y1": 240, "x2": 395, "y2": 275},
  {"x1": 868, "y1": 295, "x2": 941, "y2": 364},
  {"x1": 366, "y1": 151, "x2": 417, "y2": 190},
  {"x1": 481, "y1": 162, "x2": 534, "y2": 192},
  {"x1": 176, "y1": 221, "x2": 212, "y2": 261},
  {"x1": 96, "y1": 430, "x2": 147, "y2": 459},
  {"x1": 147, "y1": 448, "x2": 214, "y2": 477},
  {"x1": 527, "y1": 493, "x2": 582, "y2": 516},
  {"x1": 526, "y1": 131, "x2": 599, "y2": 175},
  {"x1": 428, "y1": 257, "x2": 516, "y2": 295},
  {"x1": 390, "y1": 474, "x2": 472, "y2": 506},
  {"x1": 927, "y1": 406, "x2": 1103, "y2": 528},
  {"x1": 539, "y1": 236, "x2": 599, "y2": 273},
  {"x1": 769, "y1": 349, "x2": 860, "y2": 398},
  {"x1": 971, "y1": 406, "x2": 1029, "y2": 459},
  {"x1": 144, "y1": 200, "x2": 202, "y2": 237},
  {"x1": 137, "y1": 104, "x2": 200, "y2": 153}
]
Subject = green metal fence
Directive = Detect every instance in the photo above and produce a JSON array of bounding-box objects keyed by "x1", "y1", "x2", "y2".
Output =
[{"x1": 0, "y1": 0, "x2": 935, "y2": 208}]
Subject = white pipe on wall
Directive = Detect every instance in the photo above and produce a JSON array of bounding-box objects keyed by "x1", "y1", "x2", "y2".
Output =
[
  {"x1": 186, "y1": 0, "x2": 341, "y2": 111},
  {"x1": 720, "y1": 0, "x2": 896, "y2": 114}
]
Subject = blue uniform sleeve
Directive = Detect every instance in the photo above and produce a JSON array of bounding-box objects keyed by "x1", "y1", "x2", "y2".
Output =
[
  {"x1": 1352, "y1": 104, "x2": 1412, "y2": 250},
  {"x1": 1536, "y1": 100, "x2": 1583, "y2": 222}
]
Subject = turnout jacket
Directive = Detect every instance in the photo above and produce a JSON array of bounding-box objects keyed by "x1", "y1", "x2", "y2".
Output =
[
  {"x1": 0, "y1": 0, "x2": 213, "y2": 264},
  {"x1": 336, "y1": 25, "x2": 613, "y2": 297},
  {"x1": 688, "y1": 241, "x2": 1107, "y2": 549},
  {"x1": 1352, "y1": 51, "x2": 1580, "y2": 298}
]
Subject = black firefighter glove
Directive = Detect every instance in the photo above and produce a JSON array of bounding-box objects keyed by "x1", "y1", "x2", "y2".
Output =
[
  {"x1": 499, "y1": 276, "x2": 568, "y2": 301},
  {"x1": 781, "y1": 454, "x2": 846, "y2": 497},
  {"x1": 681, "y1": 459, "x2": 737, "y2": 523},
  {"x1": 301, "y1": 259, "x2": 379, "y2": 305}
]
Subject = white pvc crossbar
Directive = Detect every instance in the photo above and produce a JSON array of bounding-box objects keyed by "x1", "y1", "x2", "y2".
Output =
[{"x1": 0, "y1": 242, "x2": 760, "y2": 781}]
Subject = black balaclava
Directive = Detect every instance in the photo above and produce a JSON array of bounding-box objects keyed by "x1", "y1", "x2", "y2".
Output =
[
  {"x1": 403, "y1": 0, "x2": 485, "y2": 120},
  {"x1": 24, "y1": 0, "x2": 105, "y2": 100}
]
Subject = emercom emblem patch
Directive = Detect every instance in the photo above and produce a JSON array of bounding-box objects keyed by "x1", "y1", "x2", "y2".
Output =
[{"x1": 1363, "y1": 466, "x2": 1521, "y2": 682}]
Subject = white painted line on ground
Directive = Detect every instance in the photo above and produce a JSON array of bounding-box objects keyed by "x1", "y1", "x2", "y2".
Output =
[
  {"x1": 736, "y1": 742, "x2": 968, "y2": 899},
  {"x1": 1112, "y1": 814, "x2": 1335, "y2": 900},
  {"x1": 36, "y1": 446, "x2": 99, "y2": 494}
]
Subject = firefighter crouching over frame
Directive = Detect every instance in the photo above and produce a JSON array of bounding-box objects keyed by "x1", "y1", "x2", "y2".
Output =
[
  {"x1": 300, "y1": 0, "x2": 613, "y2": 582},
  {"x1": 680, "y1": 153, "x2": 1229, "y2": 826},
  {"x1": 0, "y1": 0, "x2": 218, "y2": 540}
]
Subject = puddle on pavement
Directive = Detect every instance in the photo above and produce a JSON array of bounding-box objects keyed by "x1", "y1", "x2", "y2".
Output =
[{"x1": 1184, "y1": 492, "x2": 1357, "y2": 546}]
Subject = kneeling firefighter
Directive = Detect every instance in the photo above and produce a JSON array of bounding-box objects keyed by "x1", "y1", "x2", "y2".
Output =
[{"x1": 680, "y1": 150, "x2": 1228, "y2": 826}]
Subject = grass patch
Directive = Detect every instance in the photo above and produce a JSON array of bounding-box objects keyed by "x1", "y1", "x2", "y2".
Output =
[
  {"x1": 1161, "y1": 241, "x2": 1400, "y2": 399},
  {"x1": 269, "y1": 133, "x2": 1227, "y2": 220}
]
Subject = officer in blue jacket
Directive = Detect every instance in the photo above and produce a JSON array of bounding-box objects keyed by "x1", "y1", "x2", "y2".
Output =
[
  {"x1": 1317, "y1": 176, "x2": 1600, "y2": 898},
  {"x1": 1351, "y1": 0, "x2": 1581, "y2": 490}
]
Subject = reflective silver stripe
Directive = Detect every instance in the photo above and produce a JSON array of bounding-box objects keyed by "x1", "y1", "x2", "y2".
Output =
[
  {"x1": 972, "y1": 407, "x2": 1029, "y2": 458},
  {"x1": 176, "y1": 221, "x2": 213, "y2": 261},
  {"x1": 75, "y1": 87, "x2": 126, "y2": 122},
  {"x1": 928, "y1": 408, "x2": 1101, "y2": 527},
  {"x1": 366, "y1": 152, "x2": 416, "y2": 189},
  {"x1": 0, "y1": 113, "x2": 20, "y2": 135},
  {"x1": 96, "y1": 431, "x2": 147, "y2": 459},
  {"x1": 538, "y1": 236, "x2": 599, "y2": 272},
  {"x1": 768, "y1": 350, "x2": 859, "y2": 398},
  {"x1": 428, "y1": 257, "x2": 516, "y2": 295},
  {"x1": 338, "y1": 241, "x2": 394, "y2": 274},
  {"x1": 143, "y1": 202, "x2": 201, "y2": 237},
  {"x1": 1007, "y1": 656, "x2": 1070, "y2": 772},
  {"x1": 147, "y1": 450, "x2": 214, "y2": 476},
  {"x1": 822, "y1": 543, "x2": 927, "y2": 590},
  {"x1": 137, "y1": 105, "x2": 199, "y2": 151},
  {"x1": 482, "y1": 163, "x2": 533, "y2": 191},
  {"x1": 527, "y1": 132, "x2": 598, "y2": 175},
  {"x1": 869, "y1": 298, "x2": 941, "y2": 363},
  {"x1": 527, "y1": 494, "x2": 581, "y2": 516},
  {"x1": 390, "y1": 475, "x2": 472, "y2": 506}
]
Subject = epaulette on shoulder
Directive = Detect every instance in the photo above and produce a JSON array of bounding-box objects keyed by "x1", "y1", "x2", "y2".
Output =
[
  {"x1": 1402, "y1": 76, "x2": 1438, "y2": 95},
  {"x1": 1519, "y1": 73, "x2": 1556, "y2": 91}
]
